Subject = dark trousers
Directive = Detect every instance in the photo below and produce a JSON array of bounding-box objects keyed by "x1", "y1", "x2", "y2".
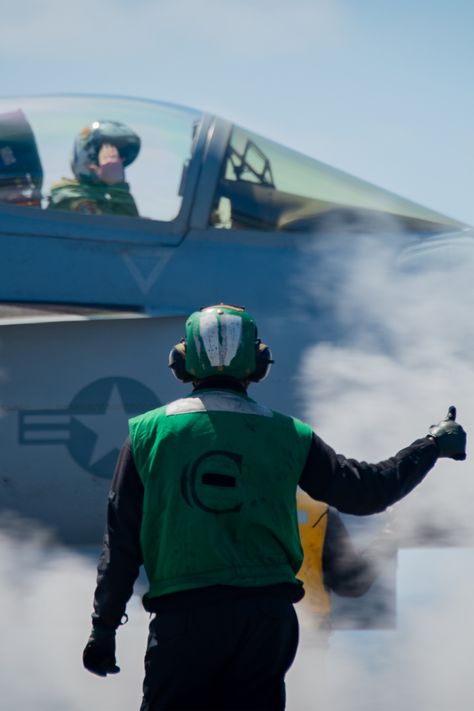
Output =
[{"x1": 139, "y1": 594, "x2": 299, "y2": 711}]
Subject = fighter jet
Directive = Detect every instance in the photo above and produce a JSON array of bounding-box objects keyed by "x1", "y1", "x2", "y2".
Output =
[{"x1": 0, "y1": 95, "x2": 471, "y2": 628}]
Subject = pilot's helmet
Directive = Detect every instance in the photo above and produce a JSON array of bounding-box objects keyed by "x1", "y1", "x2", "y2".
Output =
[
  {"x1": 168, "y1": 304, "x2": 273, "y2": 383},
  {"x1": 71, "y1": 120, "x2": 141, "y2": 180}
]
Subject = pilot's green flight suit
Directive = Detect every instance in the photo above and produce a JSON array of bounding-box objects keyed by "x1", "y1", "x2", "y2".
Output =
[{"x1": 48, "y1": 177, "x2": 139, "y2": 217}]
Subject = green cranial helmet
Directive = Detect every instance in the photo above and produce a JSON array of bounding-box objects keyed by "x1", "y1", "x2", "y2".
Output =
[
  {"x1": 185, "y1": 304, "x2": 258, "y2": 380},
  {"x1": 168, "y1": 304, "x2": 274, "y2": 383}
]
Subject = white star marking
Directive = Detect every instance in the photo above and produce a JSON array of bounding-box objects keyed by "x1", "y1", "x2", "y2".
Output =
[{"x1": 75, "y1": 385, "x2": 130, "y2": 466}]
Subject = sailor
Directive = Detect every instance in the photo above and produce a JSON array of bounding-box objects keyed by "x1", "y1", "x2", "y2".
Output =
[
  {"x1": 83, "y1": 304, "x2": 466, "y2": 711},
  {"x1": 297, "y1": 495, "x2": 391, "y2": 626},
  {"x1": 48, "y1": 120, "x2": 140, "y2": 216}
]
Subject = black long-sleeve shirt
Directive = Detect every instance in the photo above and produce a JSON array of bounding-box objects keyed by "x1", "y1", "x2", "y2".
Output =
[{"x1": 91, "y1": 422, "x2": 438, "y2": 629}]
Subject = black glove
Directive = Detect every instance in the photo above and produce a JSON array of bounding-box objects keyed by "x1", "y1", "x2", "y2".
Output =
[
  {"x1": 428, "y1": 406, "x2": 467, "y2": 460},
  {"x1": 83, "y1": 625, "x2": 120, "y2": 677}
]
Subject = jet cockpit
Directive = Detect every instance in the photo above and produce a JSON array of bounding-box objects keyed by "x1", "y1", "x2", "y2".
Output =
[{"x1": 0, "y1": 95, "x2": 466, "y2": 315}]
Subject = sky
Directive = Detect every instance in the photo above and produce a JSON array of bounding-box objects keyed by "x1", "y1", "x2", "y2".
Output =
[
  {"x1": 2, "y1": 0, "x2": 474, "y2": 225},
  {"x1": 2, "y1": 2, "x2": 474, "y2": 709}
]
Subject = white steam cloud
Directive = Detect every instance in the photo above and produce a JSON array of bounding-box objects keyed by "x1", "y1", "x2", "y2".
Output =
[
  {"x1": 1, "y1": 526, "x2": 473, "y2": 710},
  {"x1": 0, "y1": 521, "x2": 149, "y2": 711},
  {"x1": 288, "y1": 548, "x2": 474, "y2": 710},
  {"x1": 290, "y1": 220, "x2": 474, "y2": 708},
  {"x1": 298, "y1": 225, "x2": 474, "y2": 544}
]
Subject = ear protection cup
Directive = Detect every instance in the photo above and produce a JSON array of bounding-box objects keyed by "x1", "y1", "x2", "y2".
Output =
[
  {"x1": 249, "y1": 340, "x2": 274, "y2": 382},
  {"x1": 168, "y1": 339, "x2": 194, "y2": 382}
]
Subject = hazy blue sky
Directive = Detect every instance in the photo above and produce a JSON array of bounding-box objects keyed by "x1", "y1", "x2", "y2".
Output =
[{"x1": 3, "y1": 0, "x2": 474, "y2": 224}]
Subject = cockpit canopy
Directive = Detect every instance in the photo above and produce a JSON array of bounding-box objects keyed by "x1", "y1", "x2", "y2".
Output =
[
  {"x1": 0, "y1": 95, "x2": 200, "y2": 222},
  {"x1": 0, "y1": 95, "x2": 465, "y2": 234},
  {"x1": 212, "y1": 125, "x2": 466, "y2": 233}
]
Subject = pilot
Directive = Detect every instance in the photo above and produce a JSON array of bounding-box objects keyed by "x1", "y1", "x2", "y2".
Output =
[
  {"x1": 82, "y1": 304, "x2": 466, "y2": 711},
  {"x1": 48, "y1": 120, "x2": 140, "y2": 216},
  {"x1": 0, "y1": 109, "x2": 43, "y2": 208}
]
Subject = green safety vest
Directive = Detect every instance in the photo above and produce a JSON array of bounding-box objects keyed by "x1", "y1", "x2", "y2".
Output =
[{"x1": 129, "y1": 389, "x2": 313, "y2": 598}]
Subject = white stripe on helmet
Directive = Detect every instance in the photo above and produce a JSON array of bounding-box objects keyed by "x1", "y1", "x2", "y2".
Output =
[{"x1": 197, "y1": 311, "x2": 242, "y2": 367}]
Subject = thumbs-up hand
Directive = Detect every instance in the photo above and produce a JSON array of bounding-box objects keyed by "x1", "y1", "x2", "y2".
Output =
[{"x1": 428, "y1": 406, "x2": 467, "y2": 460}]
